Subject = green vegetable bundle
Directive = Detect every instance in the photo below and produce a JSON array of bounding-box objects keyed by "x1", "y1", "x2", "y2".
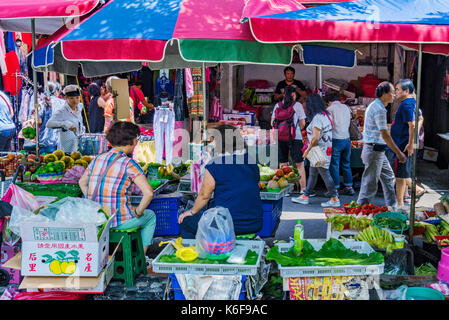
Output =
[
  {"x1": 355, "y1": 226, "x2": 396, "y2": 253},
  {"x1": 325, "y1": 215, "x2": 372, "y2": 232},
  {"x1": 376, "y1": 217, "x2": 407, "y2": 230},
  {"x1": 265, "y1": 238, "x2": 384, "y2": 267}
]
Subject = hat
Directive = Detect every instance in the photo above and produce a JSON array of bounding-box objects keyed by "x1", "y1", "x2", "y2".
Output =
[{"x1": 63, "y1": 85, "x2": 81, "y2": 97}]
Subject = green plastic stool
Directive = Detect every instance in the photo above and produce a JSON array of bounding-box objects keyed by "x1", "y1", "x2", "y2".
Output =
[
  {"x1": 236, "y1": 234, "x2": 256, "y2": 240},
  {"x1": 109, "y1": 226, "x2": 147, "y2": 287}
]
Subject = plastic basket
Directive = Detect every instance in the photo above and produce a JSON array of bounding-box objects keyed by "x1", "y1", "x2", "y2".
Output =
[
  {"x1": 373, "y1": 211, "x2": 409, "y2": 234},
  {"x1": 275, "y1": 239, "x2": 384, "y2": 278},
  {"x1": 168, "y1": 273, "x2": 247, "y2": 300},
  {"x1": 406, "y1": 287, "x2": 446, "y2": 300},
  {"x1": 153, "y1": 239, "x2": 265, "y2": 276},
  {"x1": 260, "y1": 184, "x2": 293, "y2": 201},
  {"x1": 147, "y1": 197, "x2": 181, "y2": 236}
]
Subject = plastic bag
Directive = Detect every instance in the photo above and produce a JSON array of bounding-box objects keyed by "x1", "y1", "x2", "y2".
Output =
[
  {"x1": 2, "y1": 218, "x2": 20, "y2": 247},
  {"x1": 195, "y1": 206, "x2": 236, "y2": 260},
  {"x1": 9, "y1": 206, "x2": 52, "y2": 236},
  {"x1": 1, "y1": 184, "x2": 41, "y2": 211},
  {"x1": 382, "y1": 285, "x2": 408, "y2": 300}
]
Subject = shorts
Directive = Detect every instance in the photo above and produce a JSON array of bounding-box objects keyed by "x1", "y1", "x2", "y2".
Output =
[
  {"x1": 278, "y1": 139, "x2": 304, "y2": 164},
  {"x1": 386, "y1": 148, "x2": 412, "y2": 179}
]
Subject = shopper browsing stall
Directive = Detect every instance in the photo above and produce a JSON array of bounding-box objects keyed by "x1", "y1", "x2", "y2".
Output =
[
  {"x1": 177, "y1": 124, "x2": 263, "y2": 239},
  {"x1": 357, "y1": 82, "x2": 406, "y2": 209},
  {"x1": 46, "y1": 85, "x2": 85, "y2": 154},
  {"x1": 292, "y1": 94, "x2": 340, "y2": 208},
  {"x1": 79, "y1": 121, "x2": 156, "y2": 256},
  {"x1": 324, "y1": 91, "x2": 355, "y2": 196},
  {"x1": 271, "y1": 85, "x2": 307, "y2": 193},
  {"x1": 0, "y1": 90, "x2": 15, "y2": 152},
  {"x1": 38, "y1": 81, "x2": 61, "y2": 154},
  {"x1": 274, "y1": 66, "x2": 307, "y2": 103},
  {"x1": 130, "y1": 80, "x2": 154, "y2": 124}
]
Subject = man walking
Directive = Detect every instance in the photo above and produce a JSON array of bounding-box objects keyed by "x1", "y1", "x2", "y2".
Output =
[
  {"x1": 357, "y1": 82, "x2": 406, "y2": 209},
  {"x1": 325, "y1": 91, "x2": 355, "y2": 196}
]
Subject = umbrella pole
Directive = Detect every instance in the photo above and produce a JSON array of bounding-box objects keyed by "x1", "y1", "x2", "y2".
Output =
[
  {"x1": 31, "y1": 18, "x2": 40, "y2": 158},
  {"x1": 202, "y1": 62, "x2": 207, "y2": 146},
  {"x1": 409, "y1": 43, "x2": 423, "y2": 244}
]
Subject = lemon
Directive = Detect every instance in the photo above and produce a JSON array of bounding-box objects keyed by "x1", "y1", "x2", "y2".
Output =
[
  {"x1": 49, "y1": 260, "x2": 62, "y2": 275},
  {"x1": 61, "y1": 261, "x2": 76, "y2": 275}
]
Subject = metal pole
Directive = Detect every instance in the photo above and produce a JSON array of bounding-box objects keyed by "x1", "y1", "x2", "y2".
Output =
[
  {"x1": 318, "y1": 66, "x2": 323, "y2": 92},
  {"x1": 202, "y1": 62, "x2": 207, "y2": 145},
  {"x1": 409, "y1": 43, "x2": 422, "y2": 244},
  {"x1": 31, "y1": 18, "x2": 40, "y2": 158}
]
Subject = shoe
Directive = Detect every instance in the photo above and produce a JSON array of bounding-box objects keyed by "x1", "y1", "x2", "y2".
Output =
[
  {"x1": 300, "y1": 190, "x2": 316, "y2": 197},
  {"x1": 321, "y1": 199, "x2": 341, "y2": 208},
  {"x1": 292, "y1": 195, "x2": 309, "y2": 205},
  {"x1": 341, "y1": 186, "x2": 356, "y2": 196},
  {"x1": 324, "y1": 190, "x2": 339, "y2": 197}
]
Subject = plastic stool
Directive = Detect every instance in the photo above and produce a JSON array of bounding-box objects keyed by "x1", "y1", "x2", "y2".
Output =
[
  {"x1": 236, "y1": 234, "x2": 256, "y2": 240},
  {"x1": 110, "y1": 227, "x2": 147, "y2": 286}
]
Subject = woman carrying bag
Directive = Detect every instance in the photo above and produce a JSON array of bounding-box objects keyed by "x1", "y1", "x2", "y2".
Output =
[{"x1": 292, "y1": 94, "x2": 340, "y2": 208}]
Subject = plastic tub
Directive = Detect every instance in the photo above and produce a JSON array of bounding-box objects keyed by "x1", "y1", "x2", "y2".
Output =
[
  {"x1": 374, "y1": 212, "x2": 409, "y2": 234},
  {"x1": 437, "y1": 247, "x2": 449, "y2": 282},
  {"x1": 406, "y1": 287, "x2": 446, "y2": 300}
]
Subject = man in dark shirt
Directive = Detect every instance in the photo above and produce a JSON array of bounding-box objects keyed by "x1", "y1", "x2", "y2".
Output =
[{"x1": 274, "y1": 66, "x2": 307, "y2": 103}]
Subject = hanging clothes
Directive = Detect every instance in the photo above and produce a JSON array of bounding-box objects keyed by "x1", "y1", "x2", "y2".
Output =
[
  {"x1": 187, "y1": 68, "x2": 204, "y2": 117},
  {"x1": 173, "y1": 68, "x2": 186, "y2": 121},
  {"x1": 209, "y1": 96, "x2": 223, "y2": 122},
  {"x1": 184, "y1": 68, "x2": 194, "y2": 99},
  {"x1": 2, "y1": 51, "x2": 21, "y2": 96},
  {"x1": 153, "y1": 103, "x2": 175, "y2": 165},
  {"x1": 6, "y1": 32, "x2": 15, "y2": 53},
  {"x1": 141, "y1": 66, "x2": 154, "y2": 103},
  {"x1": 0, "y1": 30, "x2": 7, "y2": 76},
  {"x1": 156, "y1": 71, "x2": 174, "y2": 97}
]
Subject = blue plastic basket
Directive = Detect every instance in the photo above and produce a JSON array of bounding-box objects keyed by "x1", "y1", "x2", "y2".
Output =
[
  {"x1": 148, "y1": 197, "x2": 181, "y2": 236},
  {"x1": 257, "y1": 199, "x2": 283, "y2": 237},
  {"x1": 169, "y1": 273, "x2": 247, "y2": 300}
]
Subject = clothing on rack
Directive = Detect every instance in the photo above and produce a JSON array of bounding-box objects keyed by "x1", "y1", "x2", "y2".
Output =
[
  {"x1": 173, "y1": 68, "x2": 186, "y2": 121},
  {"x1": 209, "y1": 96, "x2": 223, "y2": 122},
  {"x1": 187, "y1": 68, "x2": 204, "y2": 117},
  {"x1": 2, "y1": 51, "x2": 21, "y2": 96},
  {"x1": 156, "y1": 72, "x2": 174, "y2": 97},
  {"x1": 153, "y1": 103, "x2": 175, "y2": 165}
]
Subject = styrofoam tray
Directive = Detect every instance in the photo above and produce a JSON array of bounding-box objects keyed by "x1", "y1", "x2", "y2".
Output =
[
  {"x1": 152, "y1": 239, "x2": 265, "y2": 276},
  {"x1": 275, "y1": 239, "x2": 384, "y2": 278}
]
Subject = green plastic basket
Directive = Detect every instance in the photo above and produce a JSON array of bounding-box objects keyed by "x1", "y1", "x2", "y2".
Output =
[
  {"x1": 15, "y1": 182, "x2": 82, "y2": 200},
  {"x1": 373, "y1": 211, "x2": 409, "y2": 234},
  {"x1": 406, "y1": 287, "x2": 445, "y2": 300}
]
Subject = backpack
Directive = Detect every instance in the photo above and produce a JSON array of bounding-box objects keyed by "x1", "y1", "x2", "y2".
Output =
[{"x1": 273, "y1": 101, "x2": 296, "y2": 142}]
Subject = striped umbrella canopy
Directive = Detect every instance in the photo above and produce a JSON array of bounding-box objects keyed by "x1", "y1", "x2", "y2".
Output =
[{"x1": 33, "y1": 0, "x2": 359, "y2": 77}]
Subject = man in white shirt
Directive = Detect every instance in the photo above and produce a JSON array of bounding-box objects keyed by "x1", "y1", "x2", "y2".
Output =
[{"x1": 324, "y1": 91, "x2": 355, "y2": 195}]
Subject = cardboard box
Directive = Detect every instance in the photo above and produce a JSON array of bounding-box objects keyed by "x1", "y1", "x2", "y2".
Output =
[
  {"x1": 19, "y1": 209, "x2": 115, "y2": 277},
  {"x1": 423, "y1": 147, "x2": 439, "y2": 162}
]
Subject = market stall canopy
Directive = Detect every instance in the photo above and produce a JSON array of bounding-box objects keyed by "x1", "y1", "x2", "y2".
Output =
[
  {"x1": 246, "y1": 0, "x2": 449, "y2": 44},
  {"x1": 0, "y1": 0, "x2": 103, "y2": 34},
  {"x1": 32, "y1": 0, "x2": 308, "y2": 76}
]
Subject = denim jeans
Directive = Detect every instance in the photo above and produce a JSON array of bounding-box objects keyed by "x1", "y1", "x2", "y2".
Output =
[
  {"x1": 111, "y1": 209, "x2": 156, "y2": 246},
  {"x1": 329, "y1": 138, "x2": 353, "y2": 189},
  {"x1": 305, "y1": 166, "x2": 338, "y2": 198}
]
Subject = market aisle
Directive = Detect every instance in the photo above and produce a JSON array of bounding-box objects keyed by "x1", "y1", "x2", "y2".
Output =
[{"x1": 275, "y1": 160, "x2": 449, "y2": 242}]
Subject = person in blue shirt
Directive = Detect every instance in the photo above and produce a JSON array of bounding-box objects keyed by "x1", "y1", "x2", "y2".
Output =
[
  {"x1": 387, "y1": 79, "x2": 425, "y2": 208},
  {"x1": 177, "y1": 125, "x2": 263, "y2": 239},
  {"x1": 0, "y1": 91, "x2": 16, "y2": 151}
]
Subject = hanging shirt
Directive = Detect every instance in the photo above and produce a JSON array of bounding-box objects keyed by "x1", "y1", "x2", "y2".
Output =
[
  {"x1": 156, "y1": 76, "x2": 174, "y2": 96},
  {"x1": 0, "y1": 91, "x2": 15, "y2": 132}
]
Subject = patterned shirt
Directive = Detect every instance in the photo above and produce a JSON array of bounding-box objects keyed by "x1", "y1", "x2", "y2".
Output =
[
  {"x1": 363, "y1": 98, "x2": 388, "y2": 145},
  {"x1": 85, "y1": 149, "x2": 144, "y2": 227}
]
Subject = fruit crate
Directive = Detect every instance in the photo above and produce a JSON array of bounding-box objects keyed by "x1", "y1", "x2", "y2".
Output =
[
  {"x1": 257, "y1": 198, "x2": 283, "y2": 237},
  {"x1": 130, "y1": 194, "x2": 181, "y2": 236},
  {"x1": 260, "y1": 184, "x2": 293, "y2": 201},
  {"x1": 326, "y1": 222, "x2": 360, "y2": 240},
  {"x1": 153, "y1": 239, "x2": 265, "y2": 276},
  {"x1": 274, "y1": 240, "x2": 384, "y2": 278},
  {"x1": 168, "y1": 273, "x2": 247, "y2": 300}
]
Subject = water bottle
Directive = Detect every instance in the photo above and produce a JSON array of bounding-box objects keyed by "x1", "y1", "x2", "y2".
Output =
[{"x1": 293, "y1": 220, "x2": 304, "y2": 256}]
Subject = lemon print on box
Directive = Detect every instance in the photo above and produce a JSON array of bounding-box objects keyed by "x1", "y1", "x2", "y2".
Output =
[{"x1": 42, "y1": 250, "x2": 80, "y2": 275}]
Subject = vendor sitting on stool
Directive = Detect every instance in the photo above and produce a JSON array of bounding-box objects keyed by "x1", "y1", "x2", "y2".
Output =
[
  {"x1": 79, "y1": 121, "x2": 156, "y2": 257},
  {"x1": 178, "y1": 124, "x2": 263, "y2": 239}
]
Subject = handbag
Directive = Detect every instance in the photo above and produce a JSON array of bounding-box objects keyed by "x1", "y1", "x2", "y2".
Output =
[
  {"x1": 349, "y1": 118, "x2": 363, "y2": 141},
  {"x1": 306, "y1": 146, "x2": 327, "y2": 167}
]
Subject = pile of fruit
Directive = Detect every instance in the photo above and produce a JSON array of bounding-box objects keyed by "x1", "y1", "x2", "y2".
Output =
[
  {"x1": 0, "y1": 153, "x2": 42, "y2": 177},
  {"x1": 259, "y1": 166, "x2": 292, "y2": 192},
  {"x1": 343, "y1": 201, "x2": 362, "y2": 214},
  {"x1": 38, "y1": 151, "x2": 91, "y2": 174},
  {"x1": 258, "y1": 164, "x2": 276, "y2": 181},
  {"x1": 355, "y1": 226, "x2": 397, "y2": 253},
  {"x1": 325, "y1": 215, "x2": 373, "y2": 232}
]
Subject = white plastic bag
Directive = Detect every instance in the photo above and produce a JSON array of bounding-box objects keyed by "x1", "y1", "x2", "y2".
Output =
[
  {"x1": 9, "y1": 206, "x2": 52, "y2": 237},
  {"x1": 306, "y1": 146, "x2": 327, "y2": 167},
  {"x1": 195, "y1": 206, "x2": 236, "y2": 260}
]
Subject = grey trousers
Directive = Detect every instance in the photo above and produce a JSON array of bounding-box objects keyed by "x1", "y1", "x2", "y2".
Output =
[{"x1": 357, "y1": 144, "x2": 397, "y2": 207}]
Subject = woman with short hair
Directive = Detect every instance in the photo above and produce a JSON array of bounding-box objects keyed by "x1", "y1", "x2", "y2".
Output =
[
  {"x1": 78, "y1": 121, "x2": 156, "y2": 257},
  {"x1": 178, "y1": 124, "x2": 263, "y2": 239}
]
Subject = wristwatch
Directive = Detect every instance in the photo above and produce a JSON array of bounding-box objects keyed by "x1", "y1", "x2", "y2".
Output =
[{"x1": 189, "y1": 209, "x2": 195, "y2": 216}]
